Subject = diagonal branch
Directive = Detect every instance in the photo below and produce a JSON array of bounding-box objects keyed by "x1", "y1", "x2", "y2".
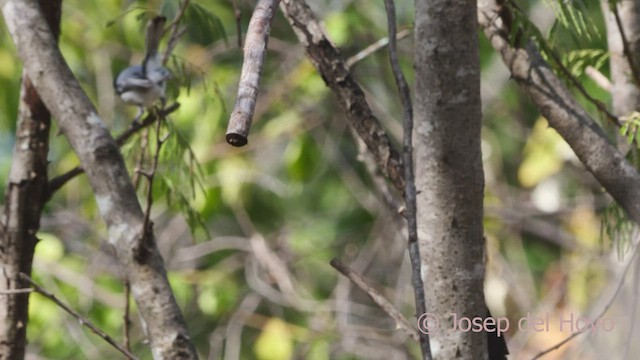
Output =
[
  {"x1": 19, "y1": 273, "x2": 138, "y2": 360},
  {"x1": 330, "y1": 258, "x2": 419, "y2": 342},
  {"x1": 279, "y1": 0, "x2": 405, "y2": 191},
  {"x1": 478, "y1": 0, "x2": 640, "y2": 224}
]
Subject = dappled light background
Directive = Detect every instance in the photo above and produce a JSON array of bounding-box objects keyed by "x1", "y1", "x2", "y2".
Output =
[{"x1": 0, "y1": 0, "x2": 637, "y2": 359}]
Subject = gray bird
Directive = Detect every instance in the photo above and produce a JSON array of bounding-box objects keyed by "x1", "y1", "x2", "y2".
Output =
[{"x1": 114, "y1": 16, "x2": 171, "y2": 123}]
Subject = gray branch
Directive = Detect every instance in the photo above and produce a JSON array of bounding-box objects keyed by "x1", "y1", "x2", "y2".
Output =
[{"x1": 226, "y1": 0, "x2": 280, "y2": 146}]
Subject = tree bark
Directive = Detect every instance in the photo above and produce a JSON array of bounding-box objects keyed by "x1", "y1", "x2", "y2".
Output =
[
  {"x1": 0, "y1": 1, "x2": 197, "y2": 358},
  {"x1": 602, "y1": 0, "x2": 640, "y2": 116},
  {"x1": 0, "y1": 1, "x2": 59, "y2": 358},
  {"x1": 414, "y1": 0, "x2": 487, "y2": 358},
  {"x1": 279, "y1": 0, "x2": 405, "y2": 192}
]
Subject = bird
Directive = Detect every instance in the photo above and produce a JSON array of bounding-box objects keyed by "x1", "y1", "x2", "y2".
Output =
[{"x1": 114, "y1": 16, "x2": 171, "y2": 123}]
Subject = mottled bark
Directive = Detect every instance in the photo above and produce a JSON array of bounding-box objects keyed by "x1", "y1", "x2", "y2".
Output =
[
  {"x1": 0, "y1": 1, "x2": 59, "y2": 358},
  {"x1": 226, "y1": 0, "x2": 280, "y2": 146},
  {"x1": 0, "y1": 0, "x2": 197, "y2": 358},
  {"x1": 414, "y1": 0, "x2": 487, "y2": 358}
]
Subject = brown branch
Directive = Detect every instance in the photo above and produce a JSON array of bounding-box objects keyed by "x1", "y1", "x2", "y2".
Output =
[
  {"x1": 479, "y1": 0, "x2": 640, "y2": 224},
  {"x1": 280, "y1": 0, "x2": 404, "y2": 191},
  {"x1": 1, "y1": 1, "x2": 197, "y2": 357},
  {"x1": 226, "y1": 0, "x2": 280, "y2": 146},
  {"x1": 19, "y1": 273, "x2": 138, "y2": 360},
  {"x1": 382, "y1": 0, "x2": 431, "y2": 358},
  {"x1": 122, "y1": 279, "x2": 132, "y2": 351},
  {"x1": 0, "y1": 1, "x2": 59, "y2": 357},
  {"x1": 330, "y1": 258, "x2": 419, "y2": 342},
  {"x1": 46, "y1": 103, "x2": 180, "y2": 198},
  {"x1": 232, "y1": 0, "x2": 243, "y2": 48}
]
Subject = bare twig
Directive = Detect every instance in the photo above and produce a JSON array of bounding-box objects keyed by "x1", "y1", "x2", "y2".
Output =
[
  {"x1": 226, "y1": 0, "x2": 280, "y2": 146},
  {"x1": 19, "y1": 273, "x2": 138, "y2": 360},
  {"x1": 131, "y1": 127, "x2": 150, "y2": 189},
  {"x1": 531, "y1": 237, "x2": 640, "y2": 359},
  {"x1": 122, "y1": 279, "x2": 132, "y2": 351},
  {"x1": 232, "y1": 0, "x2": 243, "y2": 48},
  {"x1": 382, "y1": 0, "x2": 431, "y2": 358},
  {"x1": 0, "y1": 288, "x2": 33, "y2": 295},
  {"x1": 330, "y1": 258, "x2": 419, "y2": 342},
  {"x1": 346, "y1": 28, "x2": 411, "y2": 68},
  {"x1": 46, "y1": 103, "x2": 180, "y2": 198},
  {"x1": 162, "y1": 0, "x2": 190, "y2": 65},
  {"x1": 141, "y1": 116, "x2": 167, "y2": 237},
  {"x1": 585, "y1": 65, "x2": 612, "y2": 92}
]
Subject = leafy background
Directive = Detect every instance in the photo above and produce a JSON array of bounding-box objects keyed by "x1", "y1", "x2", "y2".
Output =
[{"x1": 0, "y1": 0, "x2": 635, "y2": 359}]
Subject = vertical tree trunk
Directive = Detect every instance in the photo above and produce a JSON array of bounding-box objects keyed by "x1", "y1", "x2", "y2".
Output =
[
  {"x1": 602, "y1": 0, "x2": 640, "y2": 116},
  {"x1": 414, "y1": 0, "x2": 487, "y2": 358},
  {"x1": 0, "y1": 1, "x2": 60, "y2": 358}
]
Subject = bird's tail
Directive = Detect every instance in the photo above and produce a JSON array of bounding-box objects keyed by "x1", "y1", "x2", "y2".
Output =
[{"x1": 144, "y1": 16, "x2": 166, "y2": 65}]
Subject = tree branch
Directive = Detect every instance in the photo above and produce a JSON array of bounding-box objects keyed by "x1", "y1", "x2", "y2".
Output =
[
  {"x1": 226, "y1": 0, "x2": 280, "y2": 146},
  {"x1": 330, "y1": 258, "x2": 419, "y2": 342},
  {"x1": 19, "y1": 273, "x2": 138, "y2": 360},
  {"x1": 279, "y1": 0, "x2": 405, "y2": 191},
  {"x1": 479, "y1": 0, "x2": 640, "y2": 224},
  {"x1": 0, "y1": 1, "x2": 197, "y2": 357},
  {"x1": 382, "y1": 0, "x2": 431, "y2": 358},
  {"x1": 0, "y1": 0, "x2": 59, "y2": 357}
]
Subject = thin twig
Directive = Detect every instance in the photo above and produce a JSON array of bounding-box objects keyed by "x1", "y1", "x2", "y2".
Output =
[
  {"x1": 131, "y1": 127, "x2": 150, "y2": 189},
  {"x1": 19, "y1": 273, "x2": 138, "y2": 360},
  {"x1": 232, "y1": 0, "x2": 243, "y2": 48},
  {"x1": 122, "y1": 279, "x2": 132, "y2": 351},
  {"x1": 141, "y1": 115, "x2": 167, "y2": 237},
  {"x1": 226, "y1": 0, "x2": 280, "y2": 146},
  {"x1": 531, "y1": 237, "x2": 640, "y2": 359},
  {"x1": 163, "y1": 0, "x2": 190, "y2": 65},
  {"x1": 346, "y1": 28, "x2": 411, "y2": 68},
  {"x1": 585, "y1": 65, "x2": 611, "y2": 92},
  {"x1": 330, "y1": 258, "x2": 419, "y2": 342},
  {"x1": 0, "y1": 288, "x2": 33, "y2": 295},
  {"x1": 46, "y1": 103, "x2": 180, "y2": 198},
  {"x1": 382, "y1": 1, "x2": 431, "y2": 358},
  {"x1": 610, "y1": 0, "x2": 640, "y2": 89}
]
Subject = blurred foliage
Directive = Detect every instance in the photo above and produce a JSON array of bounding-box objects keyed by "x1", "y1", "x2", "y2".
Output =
[{"x1": 0, "y1": 0, "x2": 636, "y2": 358}]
